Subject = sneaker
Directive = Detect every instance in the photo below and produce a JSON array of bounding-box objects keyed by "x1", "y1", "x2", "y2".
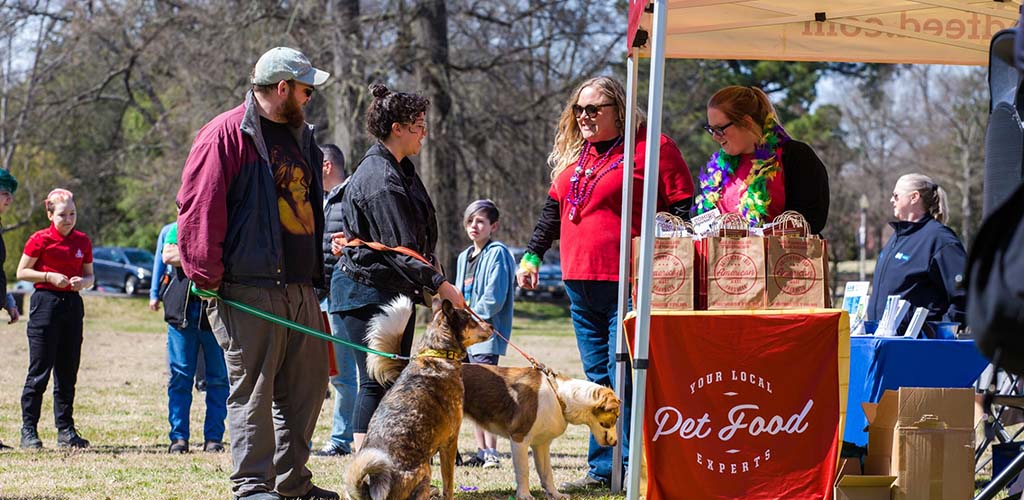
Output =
[
  {"x1": 168, "y1": 439, "x2": 189, "y2": 453},
  {"x1": 20, "y1": 427, "x2": 42, "y2": 449},
  {"x1": 203, "y1": 440, "x2": 225, "y2": 453},
  {"x1": 462, "y1": 454, "x2": 486, "y2": 467},
  {"x1": 559, "y1": 474, "x2": 608, "y2": 491},
  {"x1": 283, "y1": 485, "x2": 340, "y2": 500},
  {"x1": 56, "y1": 427, "x2": 90, "y2": 449},
  {"x1": 482, "y1": 453, "x2": 500, "y2": 469},
  {"x1": 313, "y1": 442, "x2": 349, "y2": 457}
]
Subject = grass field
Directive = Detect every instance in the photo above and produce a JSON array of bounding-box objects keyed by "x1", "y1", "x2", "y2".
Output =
[{"x1": 0, "y1": 294, "x2": 626, "y2": 500}]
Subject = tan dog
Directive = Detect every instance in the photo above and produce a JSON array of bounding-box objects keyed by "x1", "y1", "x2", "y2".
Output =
[
  {"x1": 367, "y1": 325, "x2": 621, "y2": 500},
  {"x1": 344, "y1": 296, "x2": 492, "y2": 500},
  {"x1": 462, "y1": 364, "x2": 620, "y2": 500}
]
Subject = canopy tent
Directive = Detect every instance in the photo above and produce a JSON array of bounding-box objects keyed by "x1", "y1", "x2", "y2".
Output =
[{"x1": 615, "y1": 1, "x2": 1020, "y2": 498}]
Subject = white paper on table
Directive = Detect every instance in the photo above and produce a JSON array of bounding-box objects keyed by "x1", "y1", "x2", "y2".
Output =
[
  {"x1": 903, "y1": 307, "x2": 929, "y2": 338},
  {"x1": 691, "y1": 208, "x2": 721, "y2": 236}
]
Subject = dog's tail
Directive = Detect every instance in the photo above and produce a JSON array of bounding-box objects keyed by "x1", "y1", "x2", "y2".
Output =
[
  {"x1": 365, "y1": 295, "x2": 413, "y2": 386},
  {"x1": 343, "y1": 448, "x2": 394, "y2": 500}
]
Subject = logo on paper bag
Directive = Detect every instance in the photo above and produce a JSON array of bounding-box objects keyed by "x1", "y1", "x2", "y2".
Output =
[
  {"x1": 772, "y1": 253, "x2": 816, "y2": 296},
  {"x1": 714, "y1": 253, "x2": 757, "y2": 295},
  {"x1": 651, "y1": 252, "x2": 686, "y2": 296}
]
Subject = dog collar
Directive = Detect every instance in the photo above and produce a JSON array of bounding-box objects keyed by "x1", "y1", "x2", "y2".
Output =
[{"x1": 416, "y1": 349, "x2": 463, "y2": 361}]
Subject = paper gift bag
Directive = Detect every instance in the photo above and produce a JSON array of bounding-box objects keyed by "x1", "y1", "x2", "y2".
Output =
[
  {"x1": 632, "y1": 237, "x2": 695, "y2": 311},
  {"x1": 631, "y1": 213, "x2": 695, "y2": 311},
  {"x1": 766, "y1": 212, "x2": 829, "y2": 309},
  {"x1": 704, "y1": 213, "x2": 767, "y2": 310}
]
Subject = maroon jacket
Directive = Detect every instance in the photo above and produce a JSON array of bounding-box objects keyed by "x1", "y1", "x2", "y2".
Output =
[{"x1": 176, "y1": 92, "x2": 325, "y2": 291}]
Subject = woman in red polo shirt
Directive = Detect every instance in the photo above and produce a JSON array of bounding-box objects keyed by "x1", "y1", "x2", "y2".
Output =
[
  {"x1": 516, "y1": 75, "x2": 694, "y2": 489},
  {"x1": 15, "y1": 188, "x2": 94, "y2": 450}
]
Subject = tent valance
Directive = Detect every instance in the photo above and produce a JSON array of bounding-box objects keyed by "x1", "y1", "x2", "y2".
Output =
[{"x1": 628, "y1": 0, "x2": 1020, "y2": 65}]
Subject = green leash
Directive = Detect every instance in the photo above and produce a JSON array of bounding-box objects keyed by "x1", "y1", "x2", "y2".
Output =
[{"x1": 190, "y1": 284, "x2": 409, "y2": 360}]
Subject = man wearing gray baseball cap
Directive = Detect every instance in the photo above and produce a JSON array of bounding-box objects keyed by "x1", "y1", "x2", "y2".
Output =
[{"x1": 176, "y1": 47, "x2": 336, "y2": 500}]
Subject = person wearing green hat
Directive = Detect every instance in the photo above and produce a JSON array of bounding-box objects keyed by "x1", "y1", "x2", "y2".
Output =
[
  {"x1": 0, "y1": 169, "x2": 18, "y2": 450},
  {"x1": 176, "y1": 47, "x2": 335, "y2": 500}
]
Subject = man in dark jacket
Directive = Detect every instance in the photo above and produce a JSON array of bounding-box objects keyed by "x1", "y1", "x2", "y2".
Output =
[
  {"x1": 176, "y1": 47, "x2": 336, "y2": 500},
  {"x1": 313, "y1": 144, "x2": 356, "y2": 457}
]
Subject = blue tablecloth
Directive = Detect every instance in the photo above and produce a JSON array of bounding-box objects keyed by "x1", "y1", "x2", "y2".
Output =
[{"x1": 844, "y1": 335, "x2": 989, "y2": 447}]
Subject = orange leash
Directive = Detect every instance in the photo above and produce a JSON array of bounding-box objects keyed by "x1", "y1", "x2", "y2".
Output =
[{"x1": 344, "y1": 237, "x2": 548, "y2": 371}]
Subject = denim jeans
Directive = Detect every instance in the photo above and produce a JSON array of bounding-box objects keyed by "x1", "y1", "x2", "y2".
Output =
[
  {"x1": 321, "y1": 297, "x2": 356, "y2": 452},
  {"x1": 167, "y1": 300, "x2": 229, "y2": 442},
  {"x1": 563, "y1": 280, "x2": 632, "y2": 482}
]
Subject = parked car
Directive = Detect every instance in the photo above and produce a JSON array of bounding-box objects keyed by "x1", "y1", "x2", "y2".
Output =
[
  {"x1": 510, "y1": 247, "x2": 564, "y2": 299},
  {"x1": 91, "y1": 246, "x2": 154, "y2": 296}
]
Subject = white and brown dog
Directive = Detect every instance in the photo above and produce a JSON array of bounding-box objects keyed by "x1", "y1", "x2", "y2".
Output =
[{"x1": 367, "y1": 313, "x2": 621, "y2": 500}]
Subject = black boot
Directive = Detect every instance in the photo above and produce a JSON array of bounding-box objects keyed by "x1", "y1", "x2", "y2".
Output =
[
  {"x1": 56, "y1": 426, "x2": 90, "y2": 449},
  {"x1": 20, "y1": 426, "x2": 42, "y2": 449}
]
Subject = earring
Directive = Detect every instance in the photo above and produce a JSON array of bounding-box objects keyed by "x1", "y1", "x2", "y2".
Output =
[{"x1": 615, "y1": 119, "x2": 623, "y2": 129}]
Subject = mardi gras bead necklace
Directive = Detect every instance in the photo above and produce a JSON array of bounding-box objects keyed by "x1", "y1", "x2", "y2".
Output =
[
  {"x1": 566, "y1": 137, "x2": 624, "y2": 222},
  {"x1": 694, "y1": 114, "x2": 790, "y2": 227}
]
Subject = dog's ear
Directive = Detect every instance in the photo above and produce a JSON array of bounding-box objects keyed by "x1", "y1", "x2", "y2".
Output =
[
  {"x1": 430, "y1": 295, "x2": 443, "y2": 314},
  {"x1": 598, "y1": 388, "x2": 621, "y2": 414},
  {"x1": 441, "y1": 298, "x2": 455, "y2": 320}
]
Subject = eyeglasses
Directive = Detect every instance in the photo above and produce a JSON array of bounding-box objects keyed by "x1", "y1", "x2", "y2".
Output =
[
  {"x1": 287, "y1": 81, "x2": 314, "y2": 98},
  {"x1": 408, "y1": 122, "x2": 427, "y2": 134},
  {"x1": 703, "y1": 122, "x2": 734, "y2": 137},
  {"x1": 572, "y1": 102, "x2": 615, "y2": 119}
]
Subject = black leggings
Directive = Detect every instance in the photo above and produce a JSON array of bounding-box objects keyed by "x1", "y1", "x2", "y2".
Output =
[{"x1": 341, "y1": 303, "x2": 414, "y2": 433}]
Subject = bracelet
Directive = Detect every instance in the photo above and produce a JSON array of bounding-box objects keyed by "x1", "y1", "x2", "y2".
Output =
[
  {"x1": 44, "y1": 271, "x2": 48, "y2": 283},
  {"x1": 519, "y1": 251, "x2": 541, "y2": 273}
]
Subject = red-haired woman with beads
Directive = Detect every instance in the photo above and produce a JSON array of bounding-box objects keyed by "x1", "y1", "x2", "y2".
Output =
[
  {"x1": 15, "y1": 188, "x2": 94, "y2": 449},
  {"x1": 517, "y1": 75, "x2": 694, "y2": 490},
  {"x1": 695, "y1": 85, "x2": 829, "y2": 233}
]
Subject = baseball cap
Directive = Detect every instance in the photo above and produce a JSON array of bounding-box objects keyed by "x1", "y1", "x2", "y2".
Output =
[{"x1": 252, "y1": 47, "x2": 330, "y2": 87}]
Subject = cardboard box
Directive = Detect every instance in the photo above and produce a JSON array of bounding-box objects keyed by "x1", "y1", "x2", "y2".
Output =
[
  {"x1": 834, "y1": 458, "x2": 896, "y2": 500},
  {"x1": 835, "y1": 475, "x2": 897, "y2": 500},
  {"x1": 862, "y1": 388, "x2": 975, "y2": 500}
]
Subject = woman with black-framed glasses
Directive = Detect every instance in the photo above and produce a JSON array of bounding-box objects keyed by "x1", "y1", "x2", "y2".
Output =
[
  {"x1": 516, "y1": 75, "x2": 694, "y2": 491},
  {"x1": 694, "y1": 85, "x2": 830, "y2": 234}
]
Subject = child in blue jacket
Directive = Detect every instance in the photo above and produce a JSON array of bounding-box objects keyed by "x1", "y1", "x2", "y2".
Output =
[{"x1": 455, "y1": 199, "x2": 515, "y2": 468}]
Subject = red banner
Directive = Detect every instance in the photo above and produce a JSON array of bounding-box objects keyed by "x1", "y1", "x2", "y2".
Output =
[{"x1": 625, "y1": 312, "x2": 842, "y2": 500}]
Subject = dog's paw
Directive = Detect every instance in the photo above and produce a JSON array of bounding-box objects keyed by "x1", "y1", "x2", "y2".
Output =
[
  {"x1": 543, "y1": 491, "x2": 569, "y2": 500},
  {"x1": 514, "y1": 493, "x2": 536, "y2": 500}
]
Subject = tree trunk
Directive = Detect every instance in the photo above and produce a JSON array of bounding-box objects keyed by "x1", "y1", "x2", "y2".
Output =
[
  {"x1": 326, "y1": 0, "x2": 371, "y2": 168},
  {"x1": 960, "y1": 147, "x2": 972, "y2": 247},
  {"x1": 412, "y1": 0, "x2": 458, "y2": 277}
]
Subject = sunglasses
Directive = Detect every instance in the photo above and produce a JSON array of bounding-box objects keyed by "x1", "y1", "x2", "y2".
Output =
[
  {"x1": 300, "y1": 86, "x2": 314, "y2": 98},
  {"x1": 703, "y1": 122, "x2": 734, "y2": 137},
  {"x1": 572, "y1": 102, "x2": 615, "y2": 119}
]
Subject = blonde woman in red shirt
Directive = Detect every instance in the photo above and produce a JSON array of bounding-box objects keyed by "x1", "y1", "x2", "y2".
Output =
[
  {"x1": 15, "y1": 188, "x2": 94, "y2": 450},
  {"x1": 517, "y1": 76, "x2": 694, "y2": 490}
]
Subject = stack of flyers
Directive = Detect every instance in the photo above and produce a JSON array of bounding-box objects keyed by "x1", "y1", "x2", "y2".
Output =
[{"x1": 843, "y1": 281, "x2": 869, "y2": 333}]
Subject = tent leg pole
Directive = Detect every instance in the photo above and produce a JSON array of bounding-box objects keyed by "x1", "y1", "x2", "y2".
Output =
[
  {"x1": 612, "y1": 51, "x2": 641, "y2": 495},
  {"x1": 626, "y1": 1, "x2": 668, "y2": 499}
]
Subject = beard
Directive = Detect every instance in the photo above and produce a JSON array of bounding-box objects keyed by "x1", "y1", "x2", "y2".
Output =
[{"x1": 280, "y1": 91, "x2": 305, "y2": 128}]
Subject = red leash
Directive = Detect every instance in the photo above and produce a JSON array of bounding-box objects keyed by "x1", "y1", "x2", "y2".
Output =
[{"x1": 344, "y1": 238, "x2": 547, "y2": 370}]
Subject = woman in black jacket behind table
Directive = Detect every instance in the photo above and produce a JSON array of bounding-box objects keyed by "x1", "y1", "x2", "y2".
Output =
[
  {"x1": 333, "y1": 84, "x2": 465, "y2": 450},
  {"x1": 868, "y1": 173, "x2": 966, "y2": 329}
]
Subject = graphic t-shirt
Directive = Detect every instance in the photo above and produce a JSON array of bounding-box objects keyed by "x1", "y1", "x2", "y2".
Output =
[
  {"x1": 261, "y1": 116, "x2": 316, "y2": 284},
  {"x1": 461, "y1": 246, "x2": 484, "y2": 302}
]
